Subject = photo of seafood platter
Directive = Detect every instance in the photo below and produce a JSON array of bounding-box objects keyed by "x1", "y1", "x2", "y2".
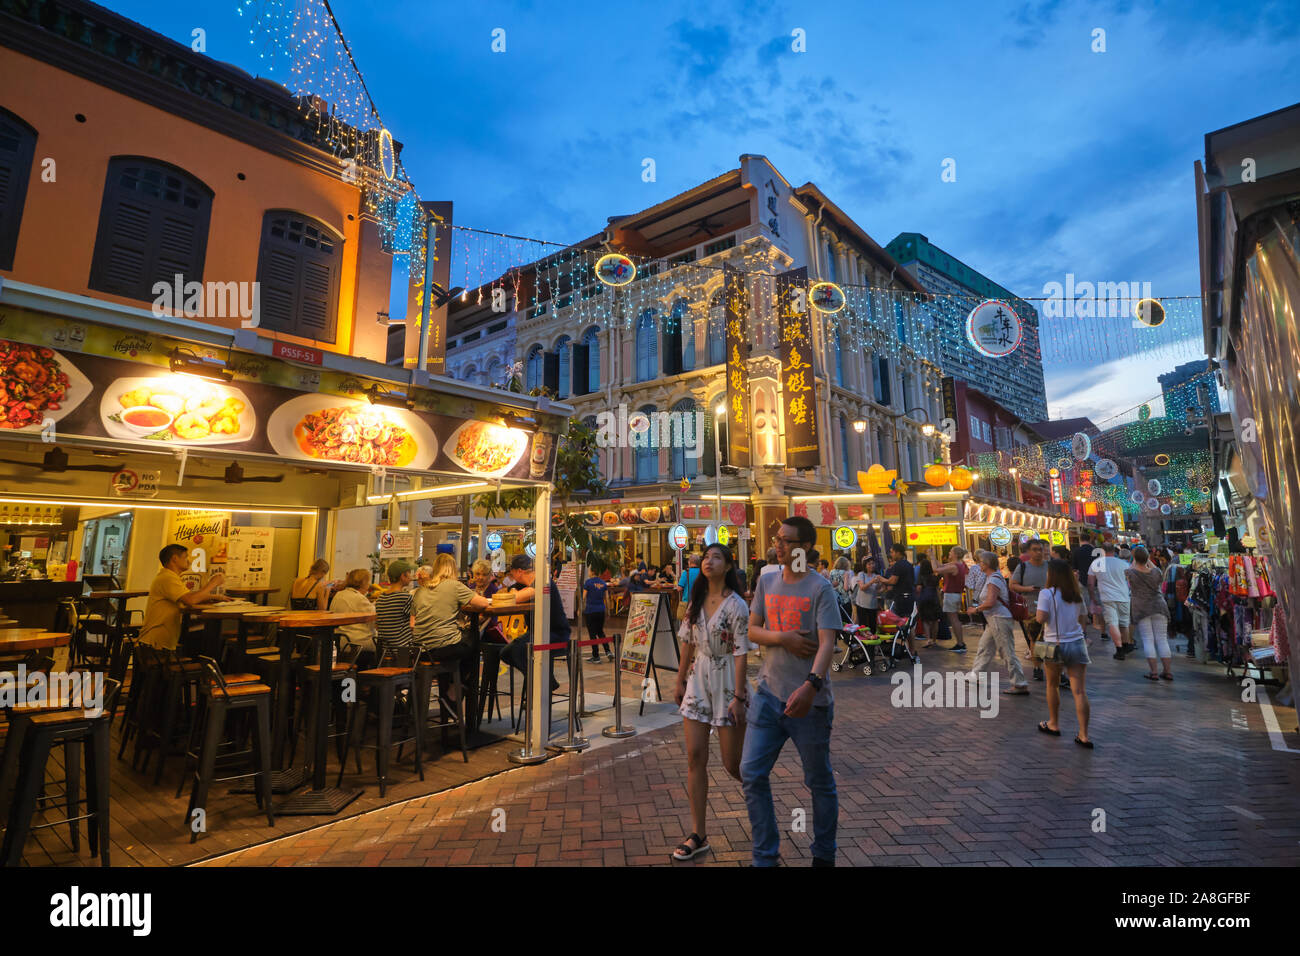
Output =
[
  {"x1": 0, "y1": 340, "x2": 92, "y2": 431},
  {"x1": 442, "y1": 419, "x2": 530, "y2": 478},
  {"x1": 267, "y1": 393, "x2": 437, "y2": 469},
  {"x1": 100, "y1": 376, "x2": 254, "y2": 444}
]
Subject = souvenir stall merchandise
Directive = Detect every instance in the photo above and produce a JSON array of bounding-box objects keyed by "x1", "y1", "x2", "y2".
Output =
[{"x1": 1185, "y1": 554, "x2": 1281, "y2": 684}]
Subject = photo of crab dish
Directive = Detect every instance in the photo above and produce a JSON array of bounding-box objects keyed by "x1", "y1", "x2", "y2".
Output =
[
  {"x1": 443, "y1": 419, "x2": 529, "y2": 477},
  {"x1": 266, "y1": 394, "x2": 437, "y2": 470},
  {"x1": 101, "y1": 376, "x2": 254, "y2": 444},
  {"x1": 0, "y1": 341, "x2": 91, "y2": 431}
]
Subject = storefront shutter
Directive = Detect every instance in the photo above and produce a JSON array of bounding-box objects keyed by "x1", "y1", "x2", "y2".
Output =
[
  {"x1": 0, "y1": 110, "x2": 37, "y2": 271},
  {"x1": 255, "y1": 212, "x2": 341, "y2": 343},
  {"x1": 88, "y1": 159, "x2": 211, "y2": 301}
]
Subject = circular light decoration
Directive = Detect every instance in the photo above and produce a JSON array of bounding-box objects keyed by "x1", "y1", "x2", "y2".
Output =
[
  {"x1": 1147, "y1": 478, "x2": 1162, "y2": 496},
  {"x1": 1200, "y1": 485, "x2": 1210, "y2": 494},
  {"x1": 595, "y1": 253, "x2": 636, "y2": 286},
  {"x1": 1154, "y1": 453, "x2": 1170, "y2": 466},
  {"x1": 809, "y1": 281, "x2": 846, "y2": 313},
  {"x1": 1056, "y1": 457, "x2": 1073, "y2": 471},
  {"x1": 966, "y1": 300, "x2": 1023, "y2": 357},
  {"x1": 1071, "y1": 432, "x2": 1092, "y2": 461},
  {"x1": 833, "y1": 526, "x2": 857, "y2": 550},
  {"x1": 716, "y1": 525, "x2": 732, "y2": 546},
  {"x1": 1139, "y1": 404, "x2": 1152, "y2": 421},
  {"x1": 1174, "y1": 488, "x2": 1185, "y2": 497},
  {"x1": 703, "y1": 524, "x2": 718, "y2": 546},
  {"x1": 1147, "y1": 497, "x2": 1161, "y2": 512},
  {"x1": 1160, "y1": 503, "x2": 1172, "y2": 515},
  {"x1": 1095, "y1": 458, "x2": 1118, "y2": 480},
  {"x1": 378, "y1": 128, "x2": 396, "y2": 181},
  {"x1": 990, "y1": 527, "x2": 1012, "y2": 547},
  {"x1": 669, "y1": 525, "x2": 689, "y2": 550},
  {"x1": 1048, "y1": 467, "x2": 1061, "y2": 479},
  {"x1": 1131, "y1": 489, "x2": 1146, "y2": 504},
  {"x1": 1185, "y1": 468, "x2": 1196, "y2": 479},
  {"x1": 525, "y1": 542, "x2": 537, "y2": 558},
  {"x1": 1134, "y1": 298, "x2": 1166, "y2": 328}
]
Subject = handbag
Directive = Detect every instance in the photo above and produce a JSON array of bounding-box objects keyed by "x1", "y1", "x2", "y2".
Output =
[{"x1": 1033, "y1": 641, "x2": 1060, "y2": 661}]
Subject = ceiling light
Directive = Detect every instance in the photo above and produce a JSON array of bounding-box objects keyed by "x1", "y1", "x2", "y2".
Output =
[
  {"x1": 169, "y1": 347, "x2": 233, "y2": 383},
  {"x1": 364, "y1": 384, "x2": 415, "y2": 409}
]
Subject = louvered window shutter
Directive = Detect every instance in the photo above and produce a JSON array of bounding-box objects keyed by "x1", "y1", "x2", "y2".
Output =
[
  {"x1": 542, "y1": 352, "x2": 560, "y2": 395},
  {"x1": 89, "y1": 159, "x2": 211, "y2": 301},
  {"x1": 0, "y1": 111, "x2": 36, "y2": 272},
  {"x1": 255, "y1": 213, "x2": 341, "y2": 343},
  {"x1": 572, "y1": 341, "x2": 590, "y2": 395}
]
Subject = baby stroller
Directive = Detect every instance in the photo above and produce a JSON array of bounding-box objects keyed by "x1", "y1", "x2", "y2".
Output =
[
  {"x1": 832, "y1": 604, "x2": 892, "y2": 676},
  {"x1": 875, "y1": 603, "x2": 920, "y2": 667}
]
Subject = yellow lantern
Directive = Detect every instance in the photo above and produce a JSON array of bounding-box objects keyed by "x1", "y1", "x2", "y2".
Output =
[
  {"x1": 948, "y1": 466, "x2": 973, "y2": 491},
  {"x1": 924, "y1": 462, "x2": 950, "y2": 487}
]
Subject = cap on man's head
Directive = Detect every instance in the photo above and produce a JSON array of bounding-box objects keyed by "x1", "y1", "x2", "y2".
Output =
[
  {"x1": 387, "y1": 560, "x2": 413, "y2": 582},
  {"x1": 510, "y1": 554, "x2": 535, "y2": 572}
]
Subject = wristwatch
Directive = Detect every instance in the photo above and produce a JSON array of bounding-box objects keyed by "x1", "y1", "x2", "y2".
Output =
[{"x1": 805, "y1": 672, "x2": 824, "y2": 691}]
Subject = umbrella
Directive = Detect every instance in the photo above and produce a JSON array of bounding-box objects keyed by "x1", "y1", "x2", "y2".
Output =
[
  {"x1": 880, "y1": 521, "x2": 894, "y2": 557},
  {"x1": 865, "y1": 520, "x2": 883, "y2": 567}
]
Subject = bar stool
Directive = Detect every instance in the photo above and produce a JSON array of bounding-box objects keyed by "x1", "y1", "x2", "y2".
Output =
[
  {"x1": 416, "y1": 659, "x2": 468, "y2": 763},
  {"x1": 297, "y1": 642, "x2": 360, "y2": 767},
  {"x1": 338, "y1": 646, "x2": 423, "y2": 797},
  {"x1": 0, "y1": 679, "x2": 120, "y2": 867},
  {"x1": 478, "y1": 642, "x2": 505, "y2": 725},
  {"x1": 177, "y1": 657, "x2": 274, "y2": 843}
]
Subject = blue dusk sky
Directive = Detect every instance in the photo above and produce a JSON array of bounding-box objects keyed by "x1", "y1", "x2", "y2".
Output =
[{"x1": 110, "y1": 0, "x2": 1300, "y2": 421}]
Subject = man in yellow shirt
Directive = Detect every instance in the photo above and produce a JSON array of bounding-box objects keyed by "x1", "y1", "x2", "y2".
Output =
[{"x1": 137, "y1": 544, "x2": 228, "y2": 650}]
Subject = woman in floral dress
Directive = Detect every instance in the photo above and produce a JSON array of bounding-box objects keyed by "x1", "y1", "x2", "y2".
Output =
[{"x1": 671, "y1": 543, "x2": 750, "y2": 862}]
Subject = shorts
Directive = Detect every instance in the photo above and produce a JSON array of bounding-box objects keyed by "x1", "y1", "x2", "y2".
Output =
[
  {"x1": 942, "y1": 592, "x2": 962, "y2": 614},
  {"x1": 1045, "y1": 638, "x2": 1091, "y2": 667},
  {"x1": 1101, "y1": 600, "x2": 1130, "y2": 628}
]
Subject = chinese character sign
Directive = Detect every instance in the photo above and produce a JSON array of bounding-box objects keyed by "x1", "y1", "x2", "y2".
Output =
[
  {"x1": 723, "y1": 264, "x2": 752, "y2": 468},
  {"x1": 777, "y1": 267, "x2": 819, "y2": 469},
  {"x1": 965, "y1": 299, "x2": 1023, "y2": 358}
]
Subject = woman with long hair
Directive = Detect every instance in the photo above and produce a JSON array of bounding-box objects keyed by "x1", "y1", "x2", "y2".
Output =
[
  {"x1": 829, "y1": 555, "x2": 854, "y2": 617},
  {"x1": 854, "y1": 556, "x2": 880, "y2": 632},
  {"x1": 1126, "y1": 546, "x2": 1172, "y2": 681},
  {"x1": 413, "y1": 553, "x2": 491, "y2": 706},
  {"x1": 290, "y1": 558, "x2": 331, "y2": 611},
  {"x1": 671, "y1": 543, "x2": 750, "y2": 862},
  {"x1": 916, "y1": 556, "x2": 942, "y2": 647},
  {"x1": 1035, "y1": 559, "x2": 1092, "y2": 747}
]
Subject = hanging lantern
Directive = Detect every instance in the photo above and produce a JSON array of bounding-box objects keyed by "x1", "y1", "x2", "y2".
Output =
[
  {"x1": 966, "y1": 300, "x2": 1023, "y2": 357},
  {"x1": 1134, "y1": 298, "x2": 1166, "y2": 328},
  {"x1": 924, "y1": 462, "x2": 950, "y2": 487},
  {"x1": 1154, "y1": 453, "x2": 1170, "y2": 466},
  {"x1": 948, "y1": 466, "x2": 974, "y2": 491},
  {"x1": 809, "y1": 281, "x2": 846, "y2": 313},
  {"x1": 595, "y1": 253, "x2": 636, "y2": 286},
  {"x1": 1071, "y1": 432, "x2": 1092, "y2": 461}
]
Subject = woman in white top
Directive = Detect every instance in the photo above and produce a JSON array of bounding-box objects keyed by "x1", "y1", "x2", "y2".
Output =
[
  {"x1": 331, "y1": 568, "x2": 378, "y2": 664},
  {"x1": 671, "y1": 543, "x2": 750, "y2": 862},
  {"x1": 853, "y1": 556, "x2": 880, "y2": 631},
  {"x1": 1035, "y1": 559, "x2": 1092, "y2": 747}
]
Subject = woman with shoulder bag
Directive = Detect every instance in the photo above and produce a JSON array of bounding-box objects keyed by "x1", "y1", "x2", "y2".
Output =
[{"x1": 1035, "y1": 559, "x2": 1093, "y2": 747}]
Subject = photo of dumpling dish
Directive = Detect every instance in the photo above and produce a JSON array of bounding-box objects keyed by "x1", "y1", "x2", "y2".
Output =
[{"x1": 102, "y1": 377, "x2": 254, "y2": 443}]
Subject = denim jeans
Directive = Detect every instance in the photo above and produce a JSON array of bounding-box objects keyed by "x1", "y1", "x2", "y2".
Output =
[{"x1": 740, "y1": 685, "x2": 837, "y2": 866}]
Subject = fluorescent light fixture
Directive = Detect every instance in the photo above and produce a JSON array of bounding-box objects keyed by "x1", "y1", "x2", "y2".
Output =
[
  {"x1": 364, "y1": 481, "x2": 492, "y2": 505},
  {"x1": 0, "y1": 496, "x2": 314, "y2": 516}
]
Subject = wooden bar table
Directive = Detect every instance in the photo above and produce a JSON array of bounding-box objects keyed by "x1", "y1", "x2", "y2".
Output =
[
  {"x1": 253, "y1": 609, "x2": 375, "y2": 815},
  {"x1": 0, "y1": 629, "x2": 72, "y2": 653},
  {"x1": 197, "y1": 603, "x2": 286, "y2": 661},
  {"x1": 225, "y1": 587, "x2": 280, "y2": 606},
  {"x1": 85, "y1": 590, "x2": 147, "y2": 630}
]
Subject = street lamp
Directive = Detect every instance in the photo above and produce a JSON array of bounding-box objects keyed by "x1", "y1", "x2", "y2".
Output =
[
  {"x1": 1009, "y1": 466, "x2": 1022, "y2": 504},
  {"x1": 852, "y1": 419, "x2": 866, "y2": 434}
]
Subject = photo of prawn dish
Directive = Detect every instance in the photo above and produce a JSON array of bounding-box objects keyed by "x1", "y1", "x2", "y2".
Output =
[
  {"x1": 100, "y1": 376, "x2": 254, "y2": 444},
  {"x1": 0, "y1": 341, "x2": 91, "y2": 430},
  {"x1": 266, "y1": 394, "x2": 436, "y2": 470},
  {"x1": 443, "y1": 420, "x2": 529, "y2": 478}
]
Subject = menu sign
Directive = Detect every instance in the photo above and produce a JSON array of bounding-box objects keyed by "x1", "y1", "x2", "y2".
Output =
[
  {"x1": 776, "y1": 267, "x2": 819, "y2": 469},
  {"x1": 722, "y1": 264, "x2": 751, "y2": 468},
  {"x1": 0, "y1": 306, "x2": 557, "y2": 482},
  {"x1": 227, "y1": 526, "x2": 274, "y2": 588}
]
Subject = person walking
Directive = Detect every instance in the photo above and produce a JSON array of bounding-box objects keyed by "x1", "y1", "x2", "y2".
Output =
[
  {"x1": 671, "y1": 544, "x2": 751, "y2": 861},
  {"x1": 878, "y1": 542, "x2": 917, "y2": 655},
  {"x1": 933, "y1": 546, "x2": 968, "y2": 652},
  {"x1": 1127, "y1": 546, "x2": 1173, "y2": 681},
  {"x1": 1010, "y1": 539, "x2": 1051, "y2": 681},
  {"x1": 829, "y1": 555, "x2": 855, "y2": 620},
  {"x1": 853, "y1": 556, "x2": 881, "y2": 632},
  {"x1": 582, "y1": 568, "x2": 614, "y2": 663},
  {"x1": 967, "y1": 550, "x2": 1029, "y2": 695},
  {"x1": 916, "y1": 557, "x2": 942, "y2": 648},
  {"x1": 1035, "y1": 559, "x2": 1092, "y2": 747},
  {"x1": 1089, "y1": 541, "x2": 1134, "y2": 659},
  {"x1": 741, "y1": 515, "x2": 841, "y2": 867}
]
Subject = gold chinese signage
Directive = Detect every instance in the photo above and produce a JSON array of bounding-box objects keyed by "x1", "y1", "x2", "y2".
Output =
[
  {"x1": 723, "y1": 264, "x2": 751, "y2": 468},
  {"x1": 777, "y1": 267, "x2": 819, "y2": 469}
]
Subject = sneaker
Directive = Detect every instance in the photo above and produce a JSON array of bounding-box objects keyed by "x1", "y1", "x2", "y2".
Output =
[
  {"x1": 1033, "y1": 667, "x2": 1044, "y2": 681},
  {"x1": 1059, "y1": 675, "x2": 1070, "y2": 687},
  {"x1": 588, "y1": 656, "x2": 601, "y2": 664},
  {"x1": 952, "y1": 644, "x2": 967, "y2": 654},
  {"x1": 1113, "y1": 649, "x2": 1127, "y2": 660}
]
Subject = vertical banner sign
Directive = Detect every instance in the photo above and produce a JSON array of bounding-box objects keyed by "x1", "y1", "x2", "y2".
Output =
[
  {"x1": 941, "y1": 376, "x2": 957, "y2": 436},
  {"x1": 723, "y1": 264, "x2": 752, "y2": 467},
  {"x1": 423, "y1": 200, "x2": 454, "y2": 376},
  {"x1": 777, "y1": 267, "x2": 819, "y2": 469}
]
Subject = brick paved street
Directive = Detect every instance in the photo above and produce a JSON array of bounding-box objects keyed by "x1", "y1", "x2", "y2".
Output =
[{"x1": 198, "y1": 627, "x2": 1300, "y2": 867}]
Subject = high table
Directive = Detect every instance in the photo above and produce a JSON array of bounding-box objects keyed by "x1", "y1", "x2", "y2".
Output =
[
  {"x1": 0, "y1": 629, "x2": 72, "y2": 653},
  {"x1": 85, "y1": 590, "x2": 147, "y2": 630},
  {"x1": 196, "y1": 603, "x2": 286, "y2": 660},
  {"x1": 225, "y1": 587, "x2": 280, "y2": 606},
  {"x1": 253, "y1": 609, "x2": 376, "y2": 815}
]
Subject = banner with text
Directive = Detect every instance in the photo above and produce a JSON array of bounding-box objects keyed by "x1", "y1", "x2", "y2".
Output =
[{"x1": 777, "y1": 267, "x2": 819, "y2": 469}]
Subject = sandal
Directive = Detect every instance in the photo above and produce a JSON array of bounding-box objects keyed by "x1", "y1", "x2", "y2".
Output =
[
  {"x1": 1074, "y1": 736, "x2": 1094, "y2": 749},
  {"x1": 1143, "y1": 673, "x2": 1159, "y2": 681},
  {"x1": 1037, "y1": 720, "x2": 1060, "y2": 736},
  {"x1": 1002, "y1": 687, "x2": 1030, "y2": 695},
  {"x1": 671, "y1": 833, "x2": 711, "y2": 862},
  {"x1": 1160, "y1": 673, "x2": 1173, "y2": 681}
]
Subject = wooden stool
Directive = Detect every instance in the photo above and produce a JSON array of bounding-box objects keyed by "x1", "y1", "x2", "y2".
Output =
[{"x1": 338, "y1": 647, "x2": 423, "y2": 797}]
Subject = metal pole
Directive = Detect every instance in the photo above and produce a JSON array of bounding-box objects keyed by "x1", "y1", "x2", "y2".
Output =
[
  {"x1": 508, "y1": 484, "x2": 553, "y2": 765},
  {"x1": 714, "y1": 410, "x2": 724, "y2": 529},
  {"x1": 415, "y1": 212, "x2": 436, "y2": 379},
  {"x1": 602, "y1": 632, "x2": 637, "y2": 738},
  {"x1": 549, "y1": 633, "x2": 589, "y2": 753}
]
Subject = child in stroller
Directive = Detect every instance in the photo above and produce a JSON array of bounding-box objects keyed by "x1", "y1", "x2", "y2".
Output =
[{"x1": 833, "y1": 602, "x2": 893, "y2": 675}]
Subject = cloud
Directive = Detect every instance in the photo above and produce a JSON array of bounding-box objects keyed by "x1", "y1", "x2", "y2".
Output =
[{"x1": 667, "y1": 18, "x2": 735, "y2": 81}]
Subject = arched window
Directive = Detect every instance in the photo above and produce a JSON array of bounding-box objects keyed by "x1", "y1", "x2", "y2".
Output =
[
  {"x1": 525, "y1": 344, "x2": 544, "y2": 391},
  {"x1": 89, "y1": 157, "x2": 213, "y2": 303},
  {"x1": 0, "y1": 108, "x2": 37, "y2": 271},
  {"x1": 675, "y1": 300, "x2": 695, "y2": 373},
  {"x1": 706, "y1": 290, "x2": 725, "y2": 366},
  {"x1": 462, "y1": 365, "x2": 478, "y2": 384},
  {"x1": 485, "y1": 356, "x2": 502, "y2": 388},
  {"x1": 703, "y1": 393, "x2": 725, "y2": 476},
  {"x1": 825, "y1": 240, "x2": 837, "y2": 283},
  {"x1": 255, "y1": 211, "x2": 344, "y2": 342},
  {"x1": 554, "y1": 335, "x2": 571, "y2": 398},
  {"x1": 875, "y1": 355, "x2": 891, "y2": 406},
  {"x1": 635, "y1": 404, "x2": 658, "y2": 483},
  {"x1": 580, "y1": 326, "x2": 600, "y2": 393},
  {"x1": 839, "y1": 416, "x2": 851, "y2": 483},
  {"x1": 833, "y1": 327, "x2": 844, "y2": 387},
  {"x1": 635, "y1": 310, "x2": 658, "y2": 382},
  {"x1": 670, "y1": 397, "x2": 700, "y2": 480}
]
